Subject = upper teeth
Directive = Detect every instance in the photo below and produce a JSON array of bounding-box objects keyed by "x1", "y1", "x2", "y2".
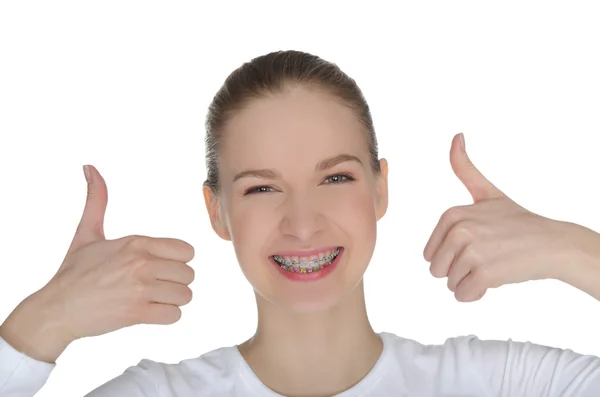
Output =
[{"x1": 274, "y1": 247, "x2": 340, "y2": 267}]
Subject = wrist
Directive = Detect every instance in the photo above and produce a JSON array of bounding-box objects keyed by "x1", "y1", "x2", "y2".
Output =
[
  {"x1": 556, "y1": 223, "x2": 600, "y2": 301},
  {"x1": 0, "y1": 290, "x2": 75, "y2": 364}
]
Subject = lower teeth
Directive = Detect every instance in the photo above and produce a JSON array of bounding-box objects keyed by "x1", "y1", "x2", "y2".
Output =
[{"x1": 280, "y1": 262, "x2": 330, "y2": 273}]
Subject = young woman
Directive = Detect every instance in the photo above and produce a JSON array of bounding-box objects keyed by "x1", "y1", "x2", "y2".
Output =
[{"x1": 2, "y1": 50, "x2": 600, "y2": 396}]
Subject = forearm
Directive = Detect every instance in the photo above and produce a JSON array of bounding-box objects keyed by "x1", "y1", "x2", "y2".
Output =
[
  {"x1": 0, "y1": 290, "x2": 74, "y2": 364},
  {"x1": 557, "y1": 223, "x2": 600, "y2": 302}
]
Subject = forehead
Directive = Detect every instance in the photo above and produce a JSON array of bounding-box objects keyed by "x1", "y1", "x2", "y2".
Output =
[{"x1": 220, "y1": 86, "x2": 368, "y2": 175}]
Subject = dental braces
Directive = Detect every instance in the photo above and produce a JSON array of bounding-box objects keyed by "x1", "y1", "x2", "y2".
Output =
[{"x1": 273, "y1": 247, "x2": 340, "y2": 267}]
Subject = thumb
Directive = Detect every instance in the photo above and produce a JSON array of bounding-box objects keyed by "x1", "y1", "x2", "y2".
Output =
[
  {"x1": 67, "y1": 165, "x2": 108, "y2": 253},
  {"x1": 450, "y1": 133, "x2": 505, "y2": 202}
]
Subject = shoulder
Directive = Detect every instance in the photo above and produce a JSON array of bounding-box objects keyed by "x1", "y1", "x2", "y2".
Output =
[
  {"x1": 382, "y1": 331, "x2": 600, "y2": 374},
  {"x1": 380, "y1": 332, "x2": 600, "y2": 396},
  {"x1": 372, "y1": 333, "x2": 499, "y2": 394},
  {"x1": 87, "y1": 345, "x2": 244, "y2": 396},
  {"x1": 135, "y1": 345, "x2": 241, "y2": 379},
  {"x1": 381, "y1": 331, "x2": 501, "y2": 361},
  {"x1": 383, "y1": 331, "x2": 597, "y2": 362},
  {"x1": 135, "y1": 345, "x2": 243, "y2": 390},
  {"x1": 380, "y1": 332, "x2": 500, "y2": 382}
]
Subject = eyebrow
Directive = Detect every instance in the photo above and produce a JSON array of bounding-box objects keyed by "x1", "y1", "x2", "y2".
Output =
[{"x1": 232, "y1": 154, "x2": 363, "y2": 182}]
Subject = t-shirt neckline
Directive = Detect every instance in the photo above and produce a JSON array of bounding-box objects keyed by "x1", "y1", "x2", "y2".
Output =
[{"x1": 229, "y1": 332, "x2": 393, "y2": 397}]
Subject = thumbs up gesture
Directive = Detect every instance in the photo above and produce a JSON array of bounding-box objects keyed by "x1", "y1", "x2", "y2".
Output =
[
  {"x1": 49, "y1": 165, "x2": 196, "y2": 339},
  {"x1": 423, "y1": 134, "x2": 589, "y2": 302},
  {"x1": 1, "y1": 165, "x2": 195, "y2": 362}
]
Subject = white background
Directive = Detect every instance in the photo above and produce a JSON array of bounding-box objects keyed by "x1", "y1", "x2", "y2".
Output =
[{"x1": 1, "y1": 1, "x2": 599, "y2": 396}]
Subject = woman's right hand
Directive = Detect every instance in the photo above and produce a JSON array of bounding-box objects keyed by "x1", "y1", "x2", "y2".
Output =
[{"x1": 0, "y1": 165, "x2": 195, "y2": 362}]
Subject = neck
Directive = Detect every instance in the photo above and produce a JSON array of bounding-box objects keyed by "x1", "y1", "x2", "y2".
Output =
[{"x1": 238, "y1": 280, "x2": 383, "y2": 397}]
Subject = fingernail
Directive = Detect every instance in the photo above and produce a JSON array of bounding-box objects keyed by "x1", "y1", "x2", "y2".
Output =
[
  {"x1": 459, "y1": 133, "x2": 466, "y2": 151},
  {"x1": 83, "y1": 165, "x2": 92, "y2": 184}
]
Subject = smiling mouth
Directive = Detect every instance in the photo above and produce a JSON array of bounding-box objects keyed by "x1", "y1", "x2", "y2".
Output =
[{"x1": 270, "y1": 247, "x2": 342, "y2": 273}]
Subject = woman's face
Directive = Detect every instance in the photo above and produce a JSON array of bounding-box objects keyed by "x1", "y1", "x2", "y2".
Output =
[{"x1": 204, "y1": 86, "x2": 388, "y2": 312}]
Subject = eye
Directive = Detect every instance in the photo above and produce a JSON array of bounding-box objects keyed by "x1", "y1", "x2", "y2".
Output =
[
  {"x1": 323, "y1": 173, "x2": 355, "y2": 184},
  {"x1": 244, "y1": 186, "x2": 275, "y2": 195}
]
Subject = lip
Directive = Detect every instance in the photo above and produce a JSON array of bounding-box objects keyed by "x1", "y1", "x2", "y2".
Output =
[
  {"x1": 270, "y1": 247, "x2": 344, "y2": 282},
  {"x1": 270, "y1": 246, "x2": 341, "y2": 257}
]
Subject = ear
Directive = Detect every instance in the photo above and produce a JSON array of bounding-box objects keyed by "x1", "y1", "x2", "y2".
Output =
[
  {"x1": 375, "y1": 158, "x2": 389, "y2": 221},
  {"x1": 202, "y1": 184, "x2": 231, "y2": 241}
]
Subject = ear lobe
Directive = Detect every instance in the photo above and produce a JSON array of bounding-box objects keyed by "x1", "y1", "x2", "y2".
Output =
[
  {"x1": 202, "y1": 184, "x2": 231, "y2": 241},
  {"x1": 375, "y1": 158, "x2": 389, "y2": 221}
]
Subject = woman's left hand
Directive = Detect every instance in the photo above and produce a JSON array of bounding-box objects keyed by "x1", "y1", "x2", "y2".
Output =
[{"x1": 423, "y1": 133, "x2": 600, "y2": 302}]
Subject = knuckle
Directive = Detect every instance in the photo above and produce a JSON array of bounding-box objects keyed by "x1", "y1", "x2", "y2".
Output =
[
  {"x1": 130, "y1": 280, "x2": 150, "y2": 302},
  {"x1": 463, "y1": 244, "x2": 483, "y2": 264},
  {"x1": 472, "y1": 266, "x2": 491, "y2": 287},
  {"x1": 127, "y1": 254, "x2": 153, "y2": 279},
  {"x1": 447, "y1": 222, "x2": 473, "y2": 245},
  {"x1": 123, "y1": 235, "x2": 147, "y2": 251},
  {"x1": 441, "y1": 206, "x2": 464, "y2": 224},
  {"x1": 459, "y1": 245, "x2": 477, "y2": 264},
  {"x1": 456, "y1": 219, "x2": 476, "y2": 233}
]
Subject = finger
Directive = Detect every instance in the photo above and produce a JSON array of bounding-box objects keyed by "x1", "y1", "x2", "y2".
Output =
[
  {"x1": 429, "y1": 221, "x2": 472, "y2": 279},
  {"x1": 147, "y1": 280, "x2": 193, "y2": 306},
  {"x1": 140, "y1": 303, "x2": 182, "y2": 325},
  {"x1": 424, "y1": 206, "x2": 470, "y2": 262},
  {"x1": 450, "y1": 133, "x2": 506, "y2": 203},
  {"x1": 454, "y1": 270, "x2": 487, "y2": 302},
  {"x1": 68, "y1": 165, "x2": 108, "y2": 253},
  {"x1": 119, "y1": 235, "x2": 196, "y2": 263},
  {"x1": 429, "y1": 241, "x2": 457, "y2": 279},
  {"x1": 446, "y1": 246, "x2": 474, "y2": 293},
  {"x1": 149, "y1": 260, "x2": 195, "y2": 285}
]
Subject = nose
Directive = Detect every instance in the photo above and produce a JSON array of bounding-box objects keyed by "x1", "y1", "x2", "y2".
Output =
[{"x1": 279, "y1": 192, "x2": 326, "y2": 241}]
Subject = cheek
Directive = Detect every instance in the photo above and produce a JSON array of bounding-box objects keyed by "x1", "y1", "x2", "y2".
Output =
[
  {"x1": 226, "y1": 199, "x2": 275, "y2": 255},
  {"x1": 322, "y1": 186, "x2": 378, "y2": 241}
]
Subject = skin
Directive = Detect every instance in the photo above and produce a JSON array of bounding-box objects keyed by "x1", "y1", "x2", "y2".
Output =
[
  {"x1": 425, "y1": 133, "x2": 600, "y2": 304},
  {"x1": 203, "y1": 85, "x2": 388, "y2": 396}
]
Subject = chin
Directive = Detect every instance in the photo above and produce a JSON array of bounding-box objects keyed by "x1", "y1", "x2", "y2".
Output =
[
  {"x1": 262, "y1": 269, "x2": 368, "y2": 314},
  {"x1": 277, "y1": 289, "x2": 349, "y2": 313}
]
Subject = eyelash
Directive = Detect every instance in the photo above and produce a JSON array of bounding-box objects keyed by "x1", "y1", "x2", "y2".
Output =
[{"x1": 244, "y1": 173, "x2": 356, "y2": 195}]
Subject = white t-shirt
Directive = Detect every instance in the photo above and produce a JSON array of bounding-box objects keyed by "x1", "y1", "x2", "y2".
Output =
[{"x1": 1, "y1": 332, "x2": 600, "y2": 396}]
